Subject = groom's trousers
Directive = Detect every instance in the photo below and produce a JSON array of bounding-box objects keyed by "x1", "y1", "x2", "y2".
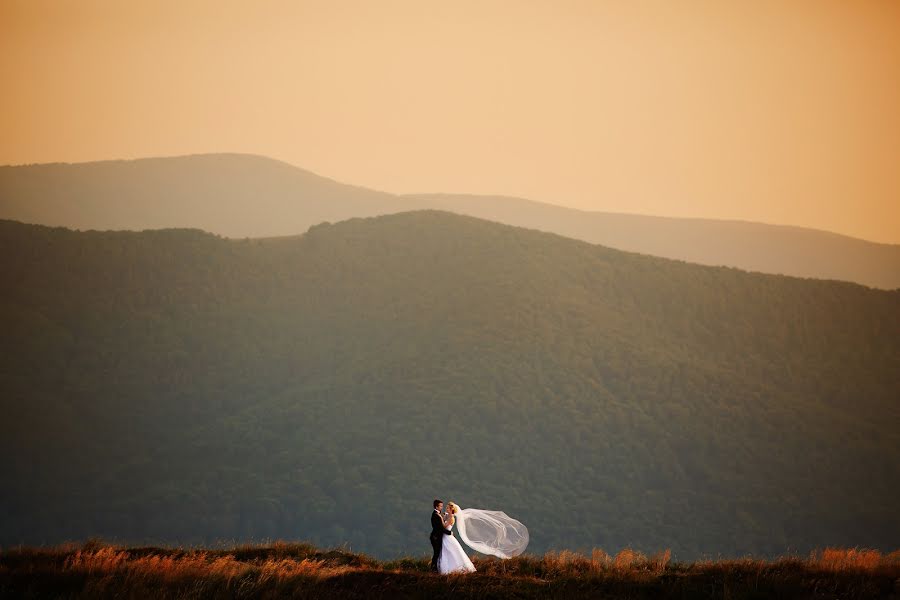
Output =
[{"x1": 430, "y1": 533, "x2": 442, "y2": 572}]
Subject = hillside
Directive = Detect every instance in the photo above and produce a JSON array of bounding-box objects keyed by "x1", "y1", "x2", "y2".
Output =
[
  {"x1": 407, "y1": 193, "x2": 900, "y2": 290},
  {"x1": 1, "y1": 212, "x2": 898, "y2": 560},
  {"x1": 2, "y1": 153, "x2": 899, "y2": 288},
  {"x1": 2, "y1": 542, "x2": 898, "y2": 599},
  {"x1": 0, "y1": 154, "x2": 418, "y2": 237}
]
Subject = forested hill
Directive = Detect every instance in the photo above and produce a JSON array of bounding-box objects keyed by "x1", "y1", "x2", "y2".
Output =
[
  {"x1": 2, "y1": 153, "x2": 899, "y2": 288},
  {"x1": 1, "y1": 212, "x2": 898, "y2": 560}
]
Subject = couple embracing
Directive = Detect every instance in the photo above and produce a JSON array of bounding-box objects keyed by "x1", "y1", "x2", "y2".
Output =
[
  {"x1": 430, "y1": 499, "x2": 476, "y2": 574},
  {"x1": 429, "y1": 498, "x2": 530, "y2": 575}
]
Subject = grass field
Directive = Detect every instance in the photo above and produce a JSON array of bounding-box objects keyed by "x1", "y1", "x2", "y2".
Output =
[{"x1": 1, "y1": 542, "x2": 898, "y2": 599}]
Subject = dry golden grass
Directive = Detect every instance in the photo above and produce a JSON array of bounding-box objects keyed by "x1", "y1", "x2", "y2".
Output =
[
  {"x1": 2, "y1": 542, "x2": 898, "y2": 599},
  {"x1": 811, "y1": 547, "x2": 899, "y2": 572},
  {"x1": 63, "y1": 547, "x2": 363, "y2": 583}
]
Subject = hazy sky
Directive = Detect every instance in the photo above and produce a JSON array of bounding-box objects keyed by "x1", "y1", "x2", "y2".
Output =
[{"x1": 2, "y1": 0, "x2": 898, "y2": 243}]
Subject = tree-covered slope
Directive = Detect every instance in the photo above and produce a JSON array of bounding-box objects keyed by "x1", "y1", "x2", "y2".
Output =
[
  {"x1": 407, "y1": 192, "x2": 900, "y2": 290},
  {"x1": 2, "y1": 153, "x2": 899, "y2": 288},
  {"x1": 1, "y1": 212, "x2": 898, "y2": 560}
]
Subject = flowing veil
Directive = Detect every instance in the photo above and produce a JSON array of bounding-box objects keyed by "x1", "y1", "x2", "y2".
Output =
[{"x1": 454, "y1": 507, "x2": 529, "y2": 559}]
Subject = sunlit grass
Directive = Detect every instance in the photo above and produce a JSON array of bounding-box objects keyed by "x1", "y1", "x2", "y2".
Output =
[{"x1": 2, "y1": 542, "x2": 898, "y2": 598}]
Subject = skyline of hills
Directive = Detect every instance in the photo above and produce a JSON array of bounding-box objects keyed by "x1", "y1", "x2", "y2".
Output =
[
  {"x1": 1, "y1": 153, "x2": 898, "y2": 289},
  {"x1": 2, "y1": 211, "x2": 898, "y2": 559}
]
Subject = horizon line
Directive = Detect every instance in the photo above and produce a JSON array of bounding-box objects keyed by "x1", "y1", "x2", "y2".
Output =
[{"x1": 3, "y1": 151, "x2": 898, "y2": 247}]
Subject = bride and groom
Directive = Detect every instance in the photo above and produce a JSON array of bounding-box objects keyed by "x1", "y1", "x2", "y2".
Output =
[
  {"x1": 431, "y1": 499, "x2": 475, "y2": 574},
  {"x1": 429, "y1": 498, "x2": 530, "y2": 574}
]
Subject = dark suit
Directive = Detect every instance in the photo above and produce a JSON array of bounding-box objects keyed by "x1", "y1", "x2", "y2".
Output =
[{"x1": 430, "y1": 510, "x2": 451, "y2": 571}]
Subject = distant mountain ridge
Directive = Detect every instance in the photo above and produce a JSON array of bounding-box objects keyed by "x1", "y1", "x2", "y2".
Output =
[
  {"x1": 1, "y1": 153, "x2": 898, "y2": 288},
  {"x1": 1, "y1": 212, "x2": 898, "y2": 559}
]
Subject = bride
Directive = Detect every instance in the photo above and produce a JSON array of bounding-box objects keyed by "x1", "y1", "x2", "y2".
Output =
[
  {"x1": 439, "y1": 502, "x2": 529, "y2": 575},
  {"x1": 438, "y1": 503, "x2": 476, "y2": 574}
]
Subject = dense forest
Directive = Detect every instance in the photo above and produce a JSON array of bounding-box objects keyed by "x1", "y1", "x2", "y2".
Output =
[
  {"x1": 2, "y1": 153, "x2": 899, "y2": 288},
  {"x1": 1, "y1": 211, "x2": 898, "y2": 560}
]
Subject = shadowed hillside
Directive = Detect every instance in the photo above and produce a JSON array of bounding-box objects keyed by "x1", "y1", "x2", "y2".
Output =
[
  {"x1": 407, "y1": 193, "x2": 900, "y2": 290},
  {"x1": 1, "y1": 154, "x2": 898, "y2": 288},
  {"x1": 0, "y1": 212, "x2": 898, "y2": 560}
]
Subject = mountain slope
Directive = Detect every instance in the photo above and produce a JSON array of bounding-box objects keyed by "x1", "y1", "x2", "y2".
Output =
[
  {"x1": 407, "y1": 193, "x2": 900, "y2": 290},
  {"x1": 1, "y1": 212, "x2": 898, "y2": 559},
  {"x1": 1, "y1": 153, "x2": 898, "y2": 288},
  {"x1": 0, "y1": 154, "x2": 418, "y2": 237}
]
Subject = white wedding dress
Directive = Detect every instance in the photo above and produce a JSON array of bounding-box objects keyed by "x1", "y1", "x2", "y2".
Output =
[{"x1": 439, "y1": 518, "x2": 476, "y2": 574}]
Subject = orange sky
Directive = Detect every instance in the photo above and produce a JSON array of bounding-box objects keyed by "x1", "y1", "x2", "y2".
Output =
[{"x1": 1, "y1": 0, "x2": 898, "y2": 243}]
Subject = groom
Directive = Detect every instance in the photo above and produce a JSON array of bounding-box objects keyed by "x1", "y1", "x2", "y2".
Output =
[{"x1": 430, "y1": 498, "x2": 452, "y2": 572}]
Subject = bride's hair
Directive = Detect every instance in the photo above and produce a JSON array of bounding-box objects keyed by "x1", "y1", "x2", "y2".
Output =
[{"x1": 447, "y1": 502, "x2": 459, "y2": 514}]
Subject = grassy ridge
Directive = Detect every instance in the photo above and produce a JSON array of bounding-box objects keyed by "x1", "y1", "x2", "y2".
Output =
[{"x1": 2, "y1": 542, "x2": 898, "y2": 599}]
